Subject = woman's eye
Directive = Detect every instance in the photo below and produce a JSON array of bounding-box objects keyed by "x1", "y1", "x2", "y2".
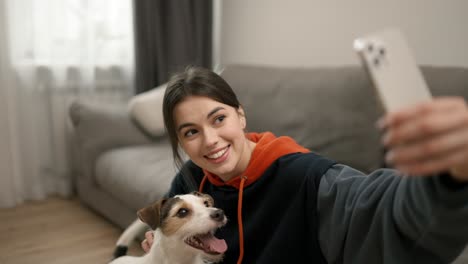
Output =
[
  {"x1": 176, "y1": 208, "x2": 189, "y2": 217},
  {"x1": 184, "y1": 129, "x2": 198, "y2": 137},
  {"x1": 214, "y1": 115, "x2": 226, "y2": 124}
]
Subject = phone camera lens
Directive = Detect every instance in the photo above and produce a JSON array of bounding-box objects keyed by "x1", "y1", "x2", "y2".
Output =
[
  {"x1": 373, "y1": 57, "x2": 380, "y2": 66},
  {"x1": 379, "y1": 47, "x2": 386, "y2": 56}
]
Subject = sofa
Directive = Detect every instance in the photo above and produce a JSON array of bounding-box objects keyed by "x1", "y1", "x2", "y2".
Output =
[{"x1": 68, "y1": 64, "x2": 468, "y2": 235}]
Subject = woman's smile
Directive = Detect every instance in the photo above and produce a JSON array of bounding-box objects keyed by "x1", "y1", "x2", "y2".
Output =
[{"x1": 205, "y1": 145, "x2": 230, "y2": 164}]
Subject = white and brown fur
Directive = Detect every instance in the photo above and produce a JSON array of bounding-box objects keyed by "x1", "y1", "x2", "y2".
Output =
[{"x1": 109, "y1": 192, "x2": 227, "y2": 264}]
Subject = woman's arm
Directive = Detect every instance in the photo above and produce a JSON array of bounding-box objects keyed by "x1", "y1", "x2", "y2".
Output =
[{"x1": 318, "y1": 164, "x2": 468, "y2": 264}]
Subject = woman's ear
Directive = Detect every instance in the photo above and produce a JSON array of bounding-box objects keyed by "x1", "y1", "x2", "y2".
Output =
[{"x1": 238, "y1": 106, "x2": 247, "y2": 129}]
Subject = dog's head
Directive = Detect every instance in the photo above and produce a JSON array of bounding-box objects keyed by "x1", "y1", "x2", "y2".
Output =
[{"x1": 137, "y1": 191, "x2": 228, "y2": 262}]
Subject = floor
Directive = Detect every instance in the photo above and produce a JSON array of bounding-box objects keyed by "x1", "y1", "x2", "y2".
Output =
[{"x1": 0, "y1": 196, "x2": 144, "y2": 264}]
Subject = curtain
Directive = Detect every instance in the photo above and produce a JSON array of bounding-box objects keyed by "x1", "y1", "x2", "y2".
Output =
[
  {"x1": 133, "y1": 0, "x2": 213, "y2": 94},
  {"x1": 0, "y1": 0, "x2": 17, "y2": 207},
  {"x1": 0, "y1": 0, "x2": 134, "y2": 208}
]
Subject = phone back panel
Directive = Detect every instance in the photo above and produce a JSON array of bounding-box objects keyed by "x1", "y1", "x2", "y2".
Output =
[{"x1": 354, "y1": 28, "x2": 432, "y2": 112}]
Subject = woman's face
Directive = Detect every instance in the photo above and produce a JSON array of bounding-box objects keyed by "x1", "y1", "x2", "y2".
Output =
[{"x1": 174, "y1": 96, "x2": 254, "y2": 181}]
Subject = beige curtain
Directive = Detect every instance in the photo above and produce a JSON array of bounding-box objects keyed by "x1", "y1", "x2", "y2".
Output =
[
  {"x1": 0, "y1": 0, "x2": 134, "y2": 208},
  {"x1": 0, "y1": 0, "x2": 18, "y2": 207}
]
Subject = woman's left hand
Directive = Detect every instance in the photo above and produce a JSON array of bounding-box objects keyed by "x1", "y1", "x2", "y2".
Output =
[{"x1": 379, "y1": 96, "x2": 468, "y2": 182}]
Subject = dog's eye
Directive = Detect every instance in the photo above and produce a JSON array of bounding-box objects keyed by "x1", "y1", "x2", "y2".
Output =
[
  {"x1": 204, "y1": 201, "x2": 210, "y2": 207},
  {"x1": 176, "y1": 208, "x2": 189, "y2": 217}
]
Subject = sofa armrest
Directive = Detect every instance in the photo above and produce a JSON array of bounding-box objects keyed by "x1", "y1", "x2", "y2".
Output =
[{"x1": 69, "y1": 99, "x2": 157, "y2": 184}]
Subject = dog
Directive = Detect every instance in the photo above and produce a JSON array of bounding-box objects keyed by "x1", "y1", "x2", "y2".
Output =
[{"x1": 109, "y1": 191, "x2": 228, "y2": 264}]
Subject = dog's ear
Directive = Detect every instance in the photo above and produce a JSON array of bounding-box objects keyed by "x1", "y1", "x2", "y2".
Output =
[
  {"x1": 191, "y1": 191, "x2": 214, "y2": 207},
  {"x1": 137, "y1": 199, "x2": 167, "y2": 230},
  {"x1": 190, "y1": 191, "x2": 203, "y2": 197}
]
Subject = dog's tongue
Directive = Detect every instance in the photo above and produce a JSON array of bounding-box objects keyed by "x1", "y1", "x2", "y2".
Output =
[{"x1": 199, "y1": 233, "x2": 228, "y2": 254}]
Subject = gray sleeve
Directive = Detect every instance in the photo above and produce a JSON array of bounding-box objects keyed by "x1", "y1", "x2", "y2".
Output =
[{"x1": 318, "y1": 164, "x2": 468, "y2": 264}]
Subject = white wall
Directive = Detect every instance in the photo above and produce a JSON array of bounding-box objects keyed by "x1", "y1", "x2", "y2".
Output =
[{"x1": 221, "y1": 0, "x2": 468, "y2": 67}]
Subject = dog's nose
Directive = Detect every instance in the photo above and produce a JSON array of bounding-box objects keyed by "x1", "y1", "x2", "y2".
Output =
[{"x1": 210, "y1": 209, "x2": 225, "y2": 222}]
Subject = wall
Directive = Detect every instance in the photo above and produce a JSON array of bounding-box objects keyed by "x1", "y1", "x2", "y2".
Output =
[{"x1": 221, "y1": 0, "x2": 468, "y2": 67}]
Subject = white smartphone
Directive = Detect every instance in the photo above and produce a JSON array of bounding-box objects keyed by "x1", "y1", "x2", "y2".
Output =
[{"x1": 353, "y1": 28, "x2": 432, "y2": 113}]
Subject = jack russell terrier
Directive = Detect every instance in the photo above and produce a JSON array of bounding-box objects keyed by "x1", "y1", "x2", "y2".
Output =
[{"x1": 109, "y1": 191, "x2": 228, "y2": 264}]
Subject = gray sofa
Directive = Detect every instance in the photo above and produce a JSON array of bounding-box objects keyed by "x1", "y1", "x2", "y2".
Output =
[{"x1": 69, "y1": 64, "x2": 468, "y2": 232}]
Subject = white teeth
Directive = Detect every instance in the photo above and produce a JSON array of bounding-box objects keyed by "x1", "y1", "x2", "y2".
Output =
[
  {"x1": 207, "y1": 147, "x2": 227, "y2": 159},
  {"x1": 186, "y1": 236, "x2": 203, "y2": 248}
]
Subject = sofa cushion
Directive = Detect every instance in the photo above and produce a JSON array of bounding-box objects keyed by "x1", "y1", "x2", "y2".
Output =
[
  {"x1": 127, "y1": 83, "x2": 167, "y2": 138},
  {"x1": 420, "y1": 66, "x2": 468, "y2": 98},
  {"x1": 95, "y1": 142, "x2": 176, "y2": 210}
]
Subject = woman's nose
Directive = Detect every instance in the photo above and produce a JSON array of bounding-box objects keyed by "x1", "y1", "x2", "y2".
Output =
[{"x1": 203, "y1": 128, "x2": 219, "y2": 147}]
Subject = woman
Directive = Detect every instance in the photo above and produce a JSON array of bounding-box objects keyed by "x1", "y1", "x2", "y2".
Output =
[{"x1": 142, "y1": 66, "x2": 468, "y2": 263}]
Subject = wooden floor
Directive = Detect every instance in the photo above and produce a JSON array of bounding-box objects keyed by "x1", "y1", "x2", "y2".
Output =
[{"x1": 0, "y1": 196, "x2": 144, "y2": 264}]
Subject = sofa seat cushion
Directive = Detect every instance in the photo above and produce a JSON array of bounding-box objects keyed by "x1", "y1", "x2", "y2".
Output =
[{"x1": 95, "y1": 142, "x2": 177, "y2": 211}]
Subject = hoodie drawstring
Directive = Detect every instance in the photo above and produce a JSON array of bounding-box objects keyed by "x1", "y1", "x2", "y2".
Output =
[
  {"x1": 198, "y1": 174, "x2": 247, "y2": 264},
  {"x1": 236, "y1": 176, "x2": 247, "y2": 264},
  {"x1": 199, "y1": 175, "x2": 208, "y2": 193}
]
